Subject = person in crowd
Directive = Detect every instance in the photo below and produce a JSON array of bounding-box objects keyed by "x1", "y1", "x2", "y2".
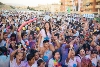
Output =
[
  {"x1": 10, "y1": 49, "x2": 26, "y2": 67},
  {"x1": 81, "y1": 57, "x2": 93, "y2": 67},
  {"x1": 85, "y1": 49, "x2": 100, "y2": 67},
  {"x1": 83, "y1": 43, "x2": 91, "y2": 55},
  {"x1": 6, "y1": 37, "x2": 17, "y2": 54},
  {"x1": 0, "y1": 46, "x2": 10, "y2": 67},
  {"x1": 37, "y1": 59, "x2": 46, "y2": 67},
  {"x1": 0, "y1": 27, "x2": 8, "y2": 47},
  {"x1": 25, "y1": 53, "x2": 35, "y2": 67},
  {"x1": 30, "y1": 49, "x2": 40, "y2": 66},
  {"x1": 76, "y1": 47, "x2": 86, "y2": 60},
  {"x1": 48, "y1": 50, "x2": 62, "y2": 67},
  {"x1": 0, "y1": 10, "x2": 100, "y2": 67},
  {"x1": 41, "y1": 40, "x2": 53, "y2": 64},
  {"x1": 38, "y1": 22, "x2": 52, "y2": 50},
  {"x1": 65, "y1": 40, "x2": 81, "y2": 67}
]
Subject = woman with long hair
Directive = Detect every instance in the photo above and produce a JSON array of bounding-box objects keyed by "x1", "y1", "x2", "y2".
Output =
[
  {"x1": 38, "y1": 22, "x2": 52, "y2": 50},
  {"x1": 76, "y1": 47, "x2": 86, "y2": 60},
  {"x1": 76, "y1": 47, "x2": 86, "y2": 67},
  {"x1": 38, "y1": 22, "x2": 51, "y2": 51}
]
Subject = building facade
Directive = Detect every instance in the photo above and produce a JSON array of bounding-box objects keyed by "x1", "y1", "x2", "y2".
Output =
[
  {"x1": 34, "y1": 4, "x2": 60, "y2": 12},
  {"x1": 60, "y1": 0, "x2": 83, "y2": 12},
  {"x1": 95, "y1": 0, "x2": 100, "y2": 14},
  {"x1": 82, "y1": 0, "x2": 100, "y2": 13},
  {"x1": 60, "y1": 0, "x2": 100, "y2": 13}
]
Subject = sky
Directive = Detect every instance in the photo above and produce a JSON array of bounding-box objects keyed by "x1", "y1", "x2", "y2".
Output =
[{"x1": 0, "y1": 0, "x2": 60, "y2": 6}]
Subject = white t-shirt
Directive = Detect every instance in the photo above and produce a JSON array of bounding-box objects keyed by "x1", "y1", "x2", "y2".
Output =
[
  {"x1": 21, "y1": 39, "x2": 25, "y2": 45},
  {"x1": 65, "y1": 57, "x2": 79, "y2": 67},
  {"x1": 48, "y1": 58, "x2": 54, "y2": 67},
  {"x1": 85, "y1": 55, "x2": 99, "y2": 67},
  {"x1": 32, "y1": 63, "x2": 37, "y2": 67},
  {"x1": 40, "y1": 29, "x2": 51, "y2": 47}
]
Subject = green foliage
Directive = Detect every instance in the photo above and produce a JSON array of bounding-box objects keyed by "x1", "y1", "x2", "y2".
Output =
[
  {"x1": 40, "y1": 10, "x2": 43, "y2": 11},
  {"x1": 27, "y1": 6, "x2": 35, "y2": 10},
  {"x1": 10, "y1": 6, "x2": 15, "y2": 9},
  {"x1": 96, "y1": 18, "x2": 100, "y2": 23},
  {"x1": 0, "y1": 2, "x2": 4, "y2": 5},
  {"x1": 27, "y1": 6, "x2": 30, "y2": 9}
]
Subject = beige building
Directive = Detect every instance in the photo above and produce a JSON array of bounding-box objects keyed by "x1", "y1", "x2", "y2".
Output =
[
  {"x1": 49, "y1": 4, "x2": 60, "y2": 12},
  {"x1": 34, "y1": 4, "x2": 47, "y2": 11},
  {"x1": 34, "y1": 4, "x2": 60, "y2": 12}
]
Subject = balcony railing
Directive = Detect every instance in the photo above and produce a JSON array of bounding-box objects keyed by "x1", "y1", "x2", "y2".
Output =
[
  {"x1": 85, "y1": 0, "x2": 94, "y2": 4},
  {"x1": 96, "y1": 0, "x2": 100, "y2": 2},
  {"x1": 86, "y1": 6, "x2": 93, "y2": 9},
  {"x1": 95, "y1": 5, "x2": 100, "y2": 8},
  {"x1": 67, "y1": 3, "x2": 73, "y2": 6}
]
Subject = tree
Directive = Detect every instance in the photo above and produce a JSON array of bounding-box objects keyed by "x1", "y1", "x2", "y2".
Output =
[
  {"x1": 27, "y1": 6, "x2": 30, "y2": 9},
  {"x1": 0, "y1": 2, "x2": 4, "y2": 5},
  {"x1": 10, "y1": 6, "x2": 15, "y2": 9}
]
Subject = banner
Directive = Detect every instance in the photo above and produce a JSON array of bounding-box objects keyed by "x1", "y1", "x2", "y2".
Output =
[{"x1": 83, "y1": 14, "x2": 94, "y2": 18}]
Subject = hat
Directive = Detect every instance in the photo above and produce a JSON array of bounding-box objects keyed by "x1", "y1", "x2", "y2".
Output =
[
  {"x1": 22, "y1": 27, "x2": 26, "y2": 30},
  {"x1": 44, "y1": 36, "x2": 49, "y2": 41},
  {"x1": 36, "y1": 27, "x2": 40, "y2": 31}
]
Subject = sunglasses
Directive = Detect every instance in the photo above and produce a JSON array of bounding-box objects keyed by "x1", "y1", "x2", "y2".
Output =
[
  {"x1": 91, "y1": 51, "x2": 98, "y2": 54},
  {"x1": 25, "y1": 35, "x2": 27, "y2": 36}
]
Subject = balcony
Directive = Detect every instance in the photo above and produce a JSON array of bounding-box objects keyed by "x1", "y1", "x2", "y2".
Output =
[
  {"x1": 85, "y1": 0, "x2": 94, "y2": 4},
  {"x1": 89, "y1": 0, "x2": 94, "y2": 3},
  {"x1": 95, "y1": 5, "x2": 100, "y2": 8},
  {"x1": 67, "y1": 3, "x2": 73, "y2": 6},
  {"x1": 96, "y1": 0, "x2": 100, "y2": 2},
  {"x1": 66, "y1": 0, "x2": 71, "y2": 1},
  {"x1": 86, "y1": 6, "x2": 93, "y2": 9}
]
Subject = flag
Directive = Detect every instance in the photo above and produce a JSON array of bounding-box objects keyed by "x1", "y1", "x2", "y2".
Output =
[{"x1": 68, "y1": 7, "x2": 71, "y2": 14}]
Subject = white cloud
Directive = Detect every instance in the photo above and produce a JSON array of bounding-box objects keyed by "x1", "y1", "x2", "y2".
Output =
[{"x1": 0, "y1": 0, "x2": 60, "y2": 6}]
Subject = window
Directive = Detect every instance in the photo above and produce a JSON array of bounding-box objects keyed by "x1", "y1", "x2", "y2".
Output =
[
  {"x1": 98, "y1": 3, "x2": 100, "y2": 5},
  {"x1": 61, "y1": 2, "x2": 63, "y2": 5}
]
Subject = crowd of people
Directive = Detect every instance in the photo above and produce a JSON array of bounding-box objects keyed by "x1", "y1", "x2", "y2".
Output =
[{"x1": 0, "y1": 10, "x2": 100, "y2": 67}]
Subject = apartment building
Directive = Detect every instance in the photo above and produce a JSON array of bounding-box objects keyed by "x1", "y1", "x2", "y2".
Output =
[
  {"x1": 60, "y1": 0, "x2": 83, "y2": 12},
  {"x1": 60, "y1": 0, "x2": 65, "y2": 12},
  {"x1": 95, "y1": 0, "x2": 100, "y2": 14},
  {"x1": 83, "y1": 0, "x2": 100, "y2": 13},
  {"x1": 60, "y1": 0, "x2": 74, "y2": 12}
]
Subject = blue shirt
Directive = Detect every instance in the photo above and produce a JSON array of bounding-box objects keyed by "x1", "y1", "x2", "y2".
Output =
[{"x1": 0, "y1": 55, "x2": 10, "y2": 67}]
